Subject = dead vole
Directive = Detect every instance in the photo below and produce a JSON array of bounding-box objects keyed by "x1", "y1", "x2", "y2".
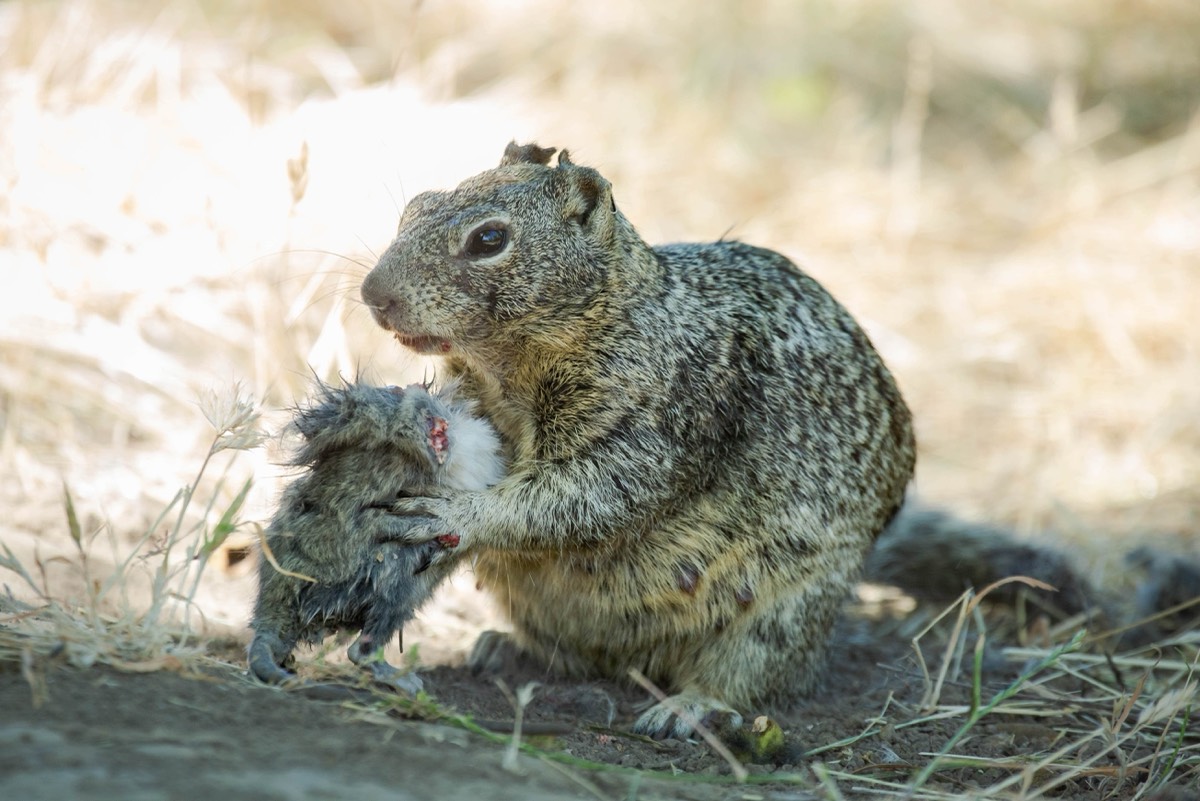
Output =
[{"x1": 248, "y1": 380, "x2": 505, "y2": 693}]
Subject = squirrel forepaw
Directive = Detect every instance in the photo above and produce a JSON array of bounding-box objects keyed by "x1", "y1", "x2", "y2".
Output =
[{"x1": 367, "y1": 497, "x2": 473, "y2": 562}]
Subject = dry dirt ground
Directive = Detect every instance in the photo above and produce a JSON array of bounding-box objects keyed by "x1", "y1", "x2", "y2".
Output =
[{"x1": 4, "y1": 607, "x2": 1194, "y2": 801}]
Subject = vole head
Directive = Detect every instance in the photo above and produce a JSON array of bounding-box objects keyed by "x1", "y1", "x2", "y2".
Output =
[
  {"x1": 291, "y1": 382, "x2": 448, "y2": 472},
  {"x1": 360, "y1": 142, "x2": 641, "y2": 360}
]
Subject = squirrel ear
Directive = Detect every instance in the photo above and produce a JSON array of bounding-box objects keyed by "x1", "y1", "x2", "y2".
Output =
[
  {"x1": 500, "y1": 141, "x2": 557, "y2": 167},
  {"x1": 556, "y1": 157, "x2": 615, "y2": 241}
]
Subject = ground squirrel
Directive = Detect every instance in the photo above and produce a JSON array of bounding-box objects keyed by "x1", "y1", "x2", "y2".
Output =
[
  {"x1": 360, "y1": 142, "x2": 915, "y2": 737},
  {"x1": 248, "y1": 381, "x2": 504, "y2": 693}
]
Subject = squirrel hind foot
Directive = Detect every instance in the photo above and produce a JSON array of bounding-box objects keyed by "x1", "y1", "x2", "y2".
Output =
[
  {"x1": 632, "y1": 692, "x2": 743, "y2": 741},
  {"x1": 466, "y1": 629, "x2": 534, "y2": 677},
  {"x1": 467, "y1": 628, "x2": 600, "y2": 680}
]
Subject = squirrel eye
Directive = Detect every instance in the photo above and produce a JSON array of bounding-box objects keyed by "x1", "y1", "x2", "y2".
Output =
[{"x1": 464, "y1": 224, "x2": 508, "y2": 258}]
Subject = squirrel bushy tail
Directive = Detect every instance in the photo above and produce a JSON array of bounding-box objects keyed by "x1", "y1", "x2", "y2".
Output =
[
  {"x1": 867, "y1": 506, "x2": 1199, "y2": 643},
  {"x1": 866, "y1": 507, "x2": 1098, "y2": 615}
]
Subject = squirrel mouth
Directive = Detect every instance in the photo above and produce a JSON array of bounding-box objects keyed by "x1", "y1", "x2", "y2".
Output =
[{"x1": 394, "y1": 333, "x2": 454, "y2": 354}]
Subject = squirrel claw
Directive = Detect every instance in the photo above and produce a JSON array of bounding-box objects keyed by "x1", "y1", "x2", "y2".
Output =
[
  {"x1": 385, "y1": 496, "x2": 447, "y2": 517},
  {"x1": 377, "y1": 495, "x2": 450, "y2": 520},
  {"x1": 370, "y1": 510, "x2": 445, "y2": 546}
]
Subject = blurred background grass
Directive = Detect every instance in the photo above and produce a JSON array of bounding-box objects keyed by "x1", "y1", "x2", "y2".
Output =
[{"x1": 1, "y1": 0, "x2": 1198, "y2": 652}]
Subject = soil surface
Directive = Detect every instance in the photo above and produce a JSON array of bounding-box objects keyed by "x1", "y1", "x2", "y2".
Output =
[{"x1": 5, "y1": 607, "x2": 1181, "y2": 801}]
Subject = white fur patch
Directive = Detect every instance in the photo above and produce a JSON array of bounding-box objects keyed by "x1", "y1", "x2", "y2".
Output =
[{"x1": 442, "y1": 409, "x2": 506, "y2": 491}]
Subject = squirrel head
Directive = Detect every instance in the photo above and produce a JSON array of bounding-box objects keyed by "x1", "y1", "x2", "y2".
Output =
[{"x1": 361, "y1": 142, "x2": 645, "y2": 362}]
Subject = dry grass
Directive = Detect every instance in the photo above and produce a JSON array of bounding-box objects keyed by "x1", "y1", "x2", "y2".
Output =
[
  {"x1": 827, "y1": 597, "x2": 1197, "y2": 798},
  {"x1": 1, "y1": 0, "x2": 1198, "y2": 795}
]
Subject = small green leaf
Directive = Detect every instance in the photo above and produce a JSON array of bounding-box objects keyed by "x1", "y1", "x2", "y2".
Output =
[
  {"x1": 200, "y1": 477, "x2": 253, "y2": 559},
  {"x1": 63, "y1": 482, "x2": 82, "y2": 547}
]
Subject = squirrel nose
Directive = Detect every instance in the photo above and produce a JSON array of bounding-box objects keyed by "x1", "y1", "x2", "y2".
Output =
[
  {"x1": 361, "y1": 269, "x2": 397, "y2": 327},
  {"x1": 360, "y1": 267, "x2": 385, "y2": 309}
]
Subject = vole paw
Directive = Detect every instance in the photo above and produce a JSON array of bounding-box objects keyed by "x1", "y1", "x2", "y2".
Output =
[
  {"x1": 368, "y1": 663, "x2": 424, "y2": 695},
  {"x1": 248, "y1": 632, "x2": 300, "y2": 686},
  {"x1": 348, "y1": 636, "x2": 424, "y2": 695}
]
